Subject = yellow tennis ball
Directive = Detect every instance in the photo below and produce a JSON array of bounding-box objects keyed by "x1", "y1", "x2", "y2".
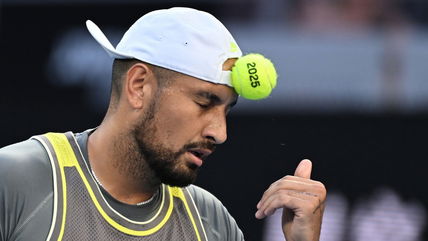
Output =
[{"x1": 231, "y1": 53, "x2": 278, "y2": 100}]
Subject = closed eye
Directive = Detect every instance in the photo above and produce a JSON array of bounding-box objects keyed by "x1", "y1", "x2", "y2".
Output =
[
  {"x1": 194, "y1": 90, "x2": 237, "y2": 113},
  {"x1": 196, "y1": 102, "x2": 210, "y2": 109}
]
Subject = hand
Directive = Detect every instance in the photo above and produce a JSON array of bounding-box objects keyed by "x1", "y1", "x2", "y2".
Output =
[{"x1": 255, "y1": 159, "x2": 327, "y2": 241}]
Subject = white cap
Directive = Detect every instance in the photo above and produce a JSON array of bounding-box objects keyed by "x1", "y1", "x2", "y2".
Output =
[{"x1": 86, "y1": 7, "x2": 242, "y2": 87}]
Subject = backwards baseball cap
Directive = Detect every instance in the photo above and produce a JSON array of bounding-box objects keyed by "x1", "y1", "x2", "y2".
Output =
[{"x1": 86, "y1": 7, "x2": 242, "y2": 87}]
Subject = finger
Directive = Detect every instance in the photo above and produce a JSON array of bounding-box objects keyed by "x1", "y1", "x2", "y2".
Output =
[
  {"x1": 256, "y1": 191, "x2": 311, "y2": 219},
  {"x1": 271, "y1": 175, "x2": 318, "y2": 187},
  {"x1": 256, "y1": 178, "x2": 321, "y2": 209},
  {"x1": 294, "y1": 159, "x2": 312, "y2": 179},
  {"x1": 257, "y1": 189, "x2": 321, "y2": 218}
]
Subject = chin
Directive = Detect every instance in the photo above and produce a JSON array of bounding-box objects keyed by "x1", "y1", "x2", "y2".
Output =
[{"x1": 160, "y1": 168, "x2": 198, "y2": 187}]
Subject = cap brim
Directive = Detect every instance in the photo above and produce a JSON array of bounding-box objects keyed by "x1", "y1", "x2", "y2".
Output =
[{"x1": 86, "y1": 20, "x2": 133, "y2": 59}]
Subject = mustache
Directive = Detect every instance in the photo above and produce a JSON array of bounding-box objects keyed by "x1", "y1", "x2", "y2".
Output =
[{"x1": 181, "y1": 141, "x2": 217, "y2": 153}]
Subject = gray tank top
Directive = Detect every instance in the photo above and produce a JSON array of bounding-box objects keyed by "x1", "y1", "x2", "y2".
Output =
[{"x1": 33, "y1": 132, "x2": 207, "y2": 241}]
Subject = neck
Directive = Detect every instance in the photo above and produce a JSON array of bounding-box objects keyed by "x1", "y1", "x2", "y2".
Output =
[{"x1": 87, "y1": 118, "x2": 160, "y2": 205}]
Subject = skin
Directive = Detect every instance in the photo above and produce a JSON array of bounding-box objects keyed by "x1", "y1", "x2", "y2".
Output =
[
  {"x1": 256, "y1": 159, "x2": 327, "y2": 241},
  {"x1": 87, "y1": 58, "x2": 326, "y2": 241},
  {"x1": 87, "y1": 59, "x2": 237, "y2": 202}
]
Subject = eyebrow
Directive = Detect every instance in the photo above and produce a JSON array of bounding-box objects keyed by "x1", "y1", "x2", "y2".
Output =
[{"x1": 196, "y1": 91, "x2": 238, "y2": 108}]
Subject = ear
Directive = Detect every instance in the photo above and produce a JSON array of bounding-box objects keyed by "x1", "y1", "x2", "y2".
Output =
[{"x1": 123, "y1": 63, "x2": 155, "y2": 109}]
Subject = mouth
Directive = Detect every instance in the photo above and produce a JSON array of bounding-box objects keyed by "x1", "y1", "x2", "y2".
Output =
[
  {"x1": 187, "y1": 148, "x2": 213, "y2": 167},
  {"x1": 188, "y1": 148, "x2": 212, "y2": 160}
]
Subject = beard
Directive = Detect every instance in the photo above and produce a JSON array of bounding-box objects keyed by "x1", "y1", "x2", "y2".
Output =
[{"x1": 118, "y1": 92, "x2": 216, "y2": 187}]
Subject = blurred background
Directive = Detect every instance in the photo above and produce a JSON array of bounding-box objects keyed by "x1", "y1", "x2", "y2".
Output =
[{"x1": 1, "y1": 0, "x2": 428, "y2": 240}]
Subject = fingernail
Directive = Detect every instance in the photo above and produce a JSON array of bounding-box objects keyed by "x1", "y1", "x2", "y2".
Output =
[
  {"x1": 255, "y1": 210, "x2": 261, "y2": 219},
  {"x1": 256, "y1": 201, "x2": 261, "y2": 209}
]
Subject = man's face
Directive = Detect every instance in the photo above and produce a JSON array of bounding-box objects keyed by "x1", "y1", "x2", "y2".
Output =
[{"x1": 129, "y1": 72, "x2": 238, "y2": 187}]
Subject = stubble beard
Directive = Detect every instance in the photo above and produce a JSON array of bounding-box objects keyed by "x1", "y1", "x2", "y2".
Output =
[{"x1": 116, "y1": 92, "x2": 210, "y2": 188}]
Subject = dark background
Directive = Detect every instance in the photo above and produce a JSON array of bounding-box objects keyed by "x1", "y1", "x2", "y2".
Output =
[{"x1": 2, "y1": 1, "x2": 428, "y2": 241}]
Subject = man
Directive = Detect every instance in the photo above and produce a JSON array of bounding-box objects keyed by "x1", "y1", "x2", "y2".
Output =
[{"x1": 0, "y1": 7, "x2": 326, "y2": 241}]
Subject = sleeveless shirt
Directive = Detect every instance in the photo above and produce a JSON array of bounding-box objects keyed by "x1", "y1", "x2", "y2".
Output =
[{"x1": 32, "y1": 132, "x2": 207, "y2": 241}]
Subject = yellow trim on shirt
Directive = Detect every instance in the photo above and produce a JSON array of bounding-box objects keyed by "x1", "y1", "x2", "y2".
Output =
[
  {"x1": 170, "y1": 187, "x2": 202, "y2": 241},
  {"x1": 45, "y1": 133, "x2": 174, "y2": 237},
  {"x1": 45, "y1": 133, "x2": 74, "y2": 241}
]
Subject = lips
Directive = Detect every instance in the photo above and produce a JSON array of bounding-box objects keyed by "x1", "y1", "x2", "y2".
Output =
[
  {"x1": 187, "y1": 148, "x2": 213, "y2": 167},
  {"x1": 188, "y1": 148, "x2": 212, "y2": 160}
]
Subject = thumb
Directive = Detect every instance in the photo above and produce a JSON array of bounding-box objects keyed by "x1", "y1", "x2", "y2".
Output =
[{"x1": 294, "y1": 159, "x2": 312, "y2": 179}]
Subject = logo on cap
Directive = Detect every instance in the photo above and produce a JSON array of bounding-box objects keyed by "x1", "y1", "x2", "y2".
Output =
[{"x1": 230, "y1": 42, "x2": 239, "y2": 53}]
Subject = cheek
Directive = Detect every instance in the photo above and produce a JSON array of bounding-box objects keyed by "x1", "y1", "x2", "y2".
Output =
[{"x1": 154, "y1": 102, "x2": 202, "y2": 148}]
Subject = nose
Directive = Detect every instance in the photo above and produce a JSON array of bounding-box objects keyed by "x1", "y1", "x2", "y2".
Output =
[{"x1": 202, "y1": 112, "x2": 228, "y2": 144}]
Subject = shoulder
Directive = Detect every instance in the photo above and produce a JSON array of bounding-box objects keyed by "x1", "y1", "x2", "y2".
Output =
[
  {"x1": 0, "y1": 138, "x2": 54, "y2": 240},
  {"x1": 186, "y1": 184, "x2": 221, "y2": 206},
  {"x1": 0, "y1": 138, "x2": 51, "y2": 181},
  {"x1": 185, "y1": 185, "x2": 245, "y2": 241},
  {"x1": 186, "y1": 185, "x2": 228, "y2": 220},
  {"x1": 0, "y1": 137, "x2": 53, "y2": 196}
]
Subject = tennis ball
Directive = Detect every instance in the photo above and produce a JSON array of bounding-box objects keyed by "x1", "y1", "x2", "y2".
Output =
[{"x1": 231, "y1": 53, "x2": 277, "y2": 100}]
